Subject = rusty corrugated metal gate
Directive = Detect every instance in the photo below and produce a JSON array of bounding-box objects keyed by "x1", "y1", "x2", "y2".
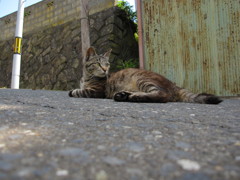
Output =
[{"x1": 142, "y1": 0, "x2": 240, "y2": 96}]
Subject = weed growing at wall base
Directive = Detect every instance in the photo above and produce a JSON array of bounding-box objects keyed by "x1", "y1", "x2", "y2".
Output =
[{"x1": 116, "y1": 58, "x2": 139, "y2": 69}]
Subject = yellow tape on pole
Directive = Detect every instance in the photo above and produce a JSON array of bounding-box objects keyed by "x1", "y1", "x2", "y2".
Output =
[{"x1": 13, "y1": 37, "x2": 22, "y2": 54}]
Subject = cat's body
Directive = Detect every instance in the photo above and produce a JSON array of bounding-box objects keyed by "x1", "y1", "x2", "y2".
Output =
[
  {"x1": 69, "y1": 47, "x2": 222, "y2": 104},
  {"x1": 106, "y1": 68, "x2": 177, "y2": 102}
]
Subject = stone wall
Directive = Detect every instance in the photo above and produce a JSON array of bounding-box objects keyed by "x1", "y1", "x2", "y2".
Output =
[
  {"x1": 0, "y1": 0, "x2": 117, "y2": 41},
  {"x1": 0, "y1": 7, "x2": 138, "y2": 90}
]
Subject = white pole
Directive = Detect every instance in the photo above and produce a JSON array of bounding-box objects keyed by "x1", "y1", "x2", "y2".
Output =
[{"x1": 11, "y1": 0, "x2": 25, "y2": 89}]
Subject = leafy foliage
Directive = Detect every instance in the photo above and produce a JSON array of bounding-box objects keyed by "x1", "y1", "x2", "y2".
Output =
[
  {"x1": 117, "y1": 1, "x2": 137, "y2": 22},
  {"x1": 116, "y1": 58, "x2": 139, "y2": 69},
  {"x1": 116, "y1": 1, "x2": 139, "y2": 69}
]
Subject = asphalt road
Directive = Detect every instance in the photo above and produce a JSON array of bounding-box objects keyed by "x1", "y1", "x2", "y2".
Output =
[{"x1": 0, "y1": 89, "x2": 239, "y2": 180}]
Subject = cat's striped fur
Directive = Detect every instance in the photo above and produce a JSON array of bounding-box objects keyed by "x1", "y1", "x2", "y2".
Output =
[{"x1": 69, "y1": 47, "x2": 222, "y2": 104}]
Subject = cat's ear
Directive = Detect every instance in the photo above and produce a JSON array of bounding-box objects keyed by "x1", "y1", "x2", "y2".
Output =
[
  {"x1": 103, "y1": 49, "x2": 112, "y2": 58},
  {"x1": 86, "y1": 47, "x2": 96, "y2": 60}
]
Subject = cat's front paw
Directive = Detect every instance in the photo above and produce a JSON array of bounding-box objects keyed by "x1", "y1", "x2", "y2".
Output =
[
  {"x1": 68, "y1": 90, "x2": 74, "y2": 97},
  {"x1": 114, "y1": 91, "x2": 132, "y2": 102}
]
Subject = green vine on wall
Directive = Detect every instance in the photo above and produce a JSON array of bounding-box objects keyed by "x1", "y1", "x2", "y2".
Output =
[{"x1": 116, "y1": 1, "x2": 139, "y2": 69}]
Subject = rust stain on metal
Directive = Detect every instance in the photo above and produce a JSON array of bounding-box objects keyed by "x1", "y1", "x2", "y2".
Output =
[{"x1": 142, "y1": 0, "x2": 240, "y2": 96}]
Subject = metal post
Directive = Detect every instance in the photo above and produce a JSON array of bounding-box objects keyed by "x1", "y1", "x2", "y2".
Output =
[
  {"x1": 80, "y1": 0, "x2": 90, "y2": 64},
  {"x1": 11, "y1": 0, "x2": 25, "y2": 89},
  {"x1": 135, "y1": 0, "x2": 145, "y2": 69}
]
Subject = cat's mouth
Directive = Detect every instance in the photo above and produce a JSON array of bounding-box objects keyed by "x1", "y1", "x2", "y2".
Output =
[{"x1": 95, "y1": 71, "x2": 107, "y2": 78}]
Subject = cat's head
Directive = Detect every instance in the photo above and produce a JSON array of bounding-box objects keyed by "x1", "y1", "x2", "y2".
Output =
[{"x1": 84, "y1": 47, "x2": 112, "y2": 78}]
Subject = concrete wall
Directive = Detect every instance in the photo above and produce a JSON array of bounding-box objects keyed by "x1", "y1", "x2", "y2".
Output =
[{"x1": 0, "y1": 0, "x2": 117, "y2": 41}]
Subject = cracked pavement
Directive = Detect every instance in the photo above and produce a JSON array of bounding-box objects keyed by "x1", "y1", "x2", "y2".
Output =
[{"x1": 0, "y1": 89, "x2": 240, "y2": 180}]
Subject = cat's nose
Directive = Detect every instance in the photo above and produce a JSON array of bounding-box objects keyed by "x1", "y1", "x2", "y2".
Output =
[{"x1": 101, "y1": 66, "x2": 108, "y2": 72}]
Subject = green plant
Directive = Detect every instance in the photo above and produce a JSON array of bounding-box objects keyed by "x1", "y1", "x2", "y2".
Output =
[
  {"x1": 117, "y1": 1, "x2": 138, "y2": 42},
  {"x1": 116, "y1": 58, "x2": 139, "y2": 69},
  {"x1": 116, "y1": 1, "x2": 139, "y2": 68},
  {"x1": 117, "y1": 1, "x2": 137, "y2": 22},
  {"x1": 134, "y1": 32, "x2": 139, "y2": 42}
]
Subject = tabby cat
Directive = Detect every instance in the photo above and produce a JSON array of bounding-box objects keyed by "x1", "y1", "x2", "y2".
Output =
[{"x1": 69, "y1": 47, "x2": 222, "y2": 104}]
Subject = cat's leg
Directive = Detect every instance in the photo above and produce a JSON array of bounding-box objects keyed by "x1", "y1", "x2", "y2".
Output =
[
  {"x1": 69, "y1": 88, "x2": 90, "y2": 98},
  {"x1": 113, "y1": 91, "x2": 132, "y2": 101},
  {"x1": 114, "y1": 90, "x2": 171, "y2": 103},
  {"x1": 69, "y1": 88, "x2": 105, "y2": 98}
]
